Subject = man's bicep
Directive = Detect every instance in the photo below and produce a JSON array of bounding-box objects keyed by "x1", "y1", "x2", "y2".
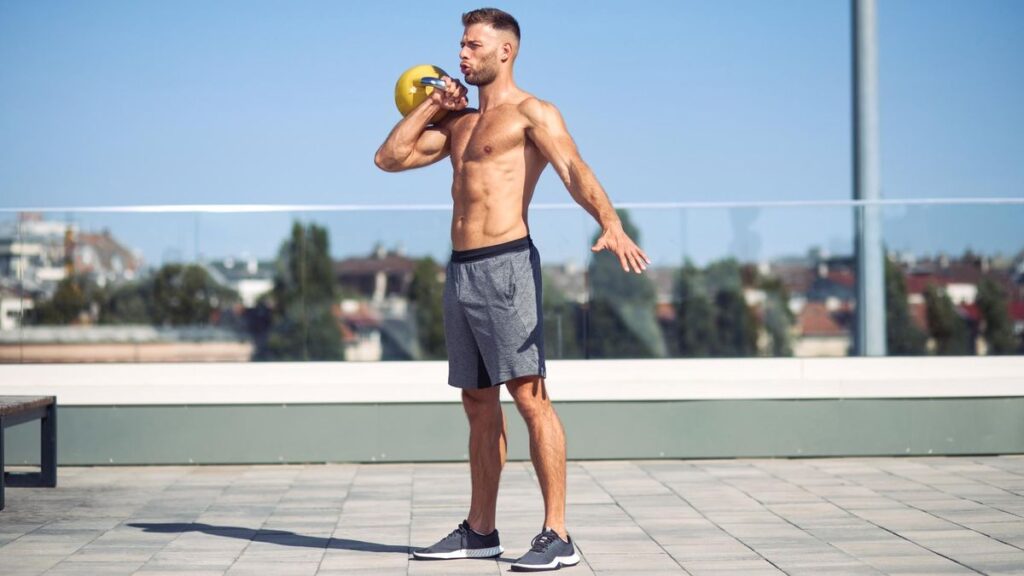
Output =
[{"x1": 409, "y1": 127, "x2": 451, "y2": 167}]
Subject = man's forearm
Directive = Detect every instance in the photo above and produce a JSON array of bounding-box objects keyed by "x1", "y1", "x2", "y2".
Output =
[
  {"x1": 567, "y1": 159, "x2": 622, "y2": 231},
  {"x1": 376, "y1": 100, "x2": 443, "y2": 166}
]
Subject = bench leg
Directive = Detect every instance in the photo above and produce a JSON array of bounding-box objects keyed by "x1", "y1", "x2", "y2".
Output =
[
  {"x1": 1, "y1": 424, "x2": 6, "y2": 511},
  {"x1": 41, "y1": 404, "x2": 56, "y2": 488}
]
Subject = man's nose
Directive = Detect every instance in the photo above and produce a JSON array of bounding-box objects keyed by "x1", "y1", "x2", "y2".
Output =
[{"x1": 459, "y1": 46, "x2": 470, "y2": 60}]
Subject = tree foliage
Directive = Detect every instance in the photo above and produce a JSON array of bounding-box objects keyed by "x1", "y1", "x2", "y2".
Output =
[
  {"x1": 409, "y1": 257, "x2": 446, "y2": 360},
  {"x1": 585, "y1": 209, "x2": 664, "y2": 358},
  {"x1": 885, "y1": 258, "x2": 926, "y2": 355},
  {"x1": 924, "y1": 285, "x2": 971, "y2": 355},
  {"x1": 759, "y1": 275, "x2": 793, "y2": 357},
  {"x1": 541, "y1": 270, "x2": 583, "y2": 359},
  {"x1": 673, "y1": 262, "x2": 716, "y2": 357},
  {"x1": 263, "y1": 221, "x2": 344, "y2": 361},
  {"x1": 31, "y1": 275, "x2": 89, "y2": 325},
  {"x1": 976, "y1": 276, "x2": 1016, "y2": 355}
]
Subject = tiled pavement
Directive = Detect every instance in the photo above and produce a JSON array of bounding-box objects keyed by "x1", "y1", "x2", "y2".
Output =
[{"x1": 1, "y1": 456, "x2": 1023, "y2": 575}]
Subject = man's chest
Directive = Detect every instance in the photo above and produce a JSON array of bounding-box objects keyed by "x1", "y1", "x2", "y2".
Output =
[{"x1": 449, "y1": 110, "x2": 529, "y2": 163}]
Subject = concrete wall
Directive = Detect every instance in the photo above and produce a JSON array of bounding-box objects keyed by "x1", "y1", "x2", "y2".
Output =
[
  {"x1": 2, "y1": 397, "x2": 1023, "y2": 465},
  {"x1": 2, "y1": 358, "x2": 1023, "y2": 464}
]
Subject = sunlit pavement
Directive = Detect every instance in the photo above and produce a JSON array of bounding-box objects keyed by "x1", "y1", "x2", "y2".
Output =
[{"x1": 2, "y1": 456, "x2": 1023, "y2": 575}]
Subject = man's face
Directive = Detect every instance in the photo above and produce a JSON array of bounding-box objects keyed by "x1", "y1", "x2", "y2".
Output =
[{"x1": 459, "y1": 24, "x2": 503, "y2": 86}]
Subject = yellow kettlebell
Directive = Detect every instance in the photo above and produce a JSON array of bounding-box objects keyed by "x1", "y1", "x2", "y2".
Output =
[{"x1": 394, "y1": 64, "x2": 450, "y2": 124}]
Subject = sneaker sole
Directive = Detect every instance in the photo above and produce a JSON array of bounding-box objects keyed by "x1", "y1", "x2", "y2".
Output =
[
  {"x1": 510, "y1": 551, "x2": 581, "y2": 571},
  {"x1": 412, "y1": 545, "x2": 504, "y2": 560}
]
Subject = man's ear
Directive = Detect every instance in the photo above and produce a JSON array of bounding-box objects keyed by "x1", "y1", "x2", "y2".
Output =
[{"x1": 501, "y1": 42, "x2": 512, "y2": 62}]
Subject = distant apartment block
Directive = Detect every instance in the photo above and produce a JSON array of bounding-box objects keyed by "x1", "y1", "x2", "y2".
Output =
[
  {"x1": 203, "y1": 255, "x2": 274, "y2": 307},
  {"x1": 0, "y1": 212, "x2": 142, "y2": 295}
]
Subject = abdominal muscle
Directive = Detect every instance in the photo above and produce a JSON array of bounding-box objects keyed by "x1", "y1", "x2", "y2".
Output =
[{"x1": 450, "y1": 159, "x2": 536, "y2": 251}]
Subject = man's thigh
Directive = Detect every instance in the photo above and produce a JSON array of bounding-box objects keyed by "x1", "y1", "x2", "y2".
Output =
[{"x1": 462, "y1": 385, "x2": 501, "y2": 410}]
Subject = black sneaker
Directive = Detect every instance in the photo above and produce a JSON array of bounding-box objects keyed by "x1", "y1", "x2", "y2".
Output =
[
  {"x1": 412, "y1": 519, "x2": 503, "y2": 560},
  {"x1": 510, "y1": 527, "x2": 580, "y2": 571}
]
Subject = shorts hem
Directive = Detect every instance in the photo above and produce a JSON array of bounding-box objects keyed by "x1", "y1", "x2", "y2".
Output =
[
  {"x1": 447, "y1": 367, "x2": 546, "y2": 390},
  {"x1": 496, "y1": 368, "x2": 546, "y2": 385}
]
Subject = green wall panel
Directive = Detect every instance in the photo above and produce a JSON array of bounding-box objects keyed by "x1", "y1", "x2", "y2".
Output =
[{"x1": 4, "y1": 398, "x2": 1022, "y2": 465}]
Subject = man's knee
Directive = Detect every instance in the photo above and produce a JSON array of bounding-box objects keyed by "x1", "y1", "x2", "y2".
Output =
[
  {"x1": 507, "y1": 376, "x2": 551, "y2": 422},
  {"x1": 462, "y1": 387, "x2": 501, "y2": 422}
]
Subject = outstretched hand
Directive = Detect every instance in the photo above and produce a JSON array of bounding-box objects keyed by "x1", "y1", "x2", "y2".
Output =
[{"x1": 592, "y1": 227, "x2": 651, "y2": 274}]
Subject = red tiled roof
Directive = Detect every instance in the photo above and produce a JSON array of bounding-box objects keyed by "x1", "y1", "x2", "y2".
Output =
[
  {"x1": 1011, "y1": 302, "x2": 1024, "y2": 322},
  {"x1": 798, "y1": 302, "x2": 847, "y2": 337},
  {"x1": 905, "y1": 274, "x2": 947, "y2": 295}
]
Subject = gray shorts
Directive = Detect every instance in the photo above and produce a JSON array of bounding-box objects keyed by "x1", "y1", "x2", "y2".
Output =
[{"x1": 443, "y1": 235, "x2": 546, "y2": 389}]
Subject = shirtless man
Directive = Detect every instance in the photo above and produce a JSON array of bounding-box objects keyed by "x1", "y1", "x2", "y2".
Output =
[{"x1": 375, "y1": 8, "x2": 649, "y2": 572}]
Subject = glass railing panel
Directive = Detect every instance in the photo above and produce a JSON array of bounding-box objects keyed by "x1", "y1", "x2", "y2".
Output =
[
  {"x1": 581, "y1": 205, "x2": 857, "y2": 359},
  {"x1": 880, "y1": 201, "x2": 1024, "y2": 356},
  {"x1": 1, "y1": 201, "x2": 1020, "y2": 363}
]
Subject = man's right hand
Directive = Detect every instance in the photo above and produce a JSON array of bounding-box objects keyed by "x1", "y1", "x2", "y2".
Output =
[{"x1": 429, "y1": 76, "x2": 468, "y2": 111}]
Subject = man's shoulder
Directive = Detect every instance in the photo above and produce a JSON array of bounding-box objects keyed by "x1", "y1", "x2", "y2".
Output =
[
  {"x1": 516, "y1": 95, "x2": 562, "y2": 126},
  {"x1": 516, "y1": 94, "x2": 555, "y2": 114}
]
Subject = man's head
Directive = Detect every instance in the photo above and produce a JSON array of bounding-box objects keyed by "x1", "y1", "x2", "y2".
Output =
[{"x1": 459, "y1": 8, "x2": 520, "y2": 86}]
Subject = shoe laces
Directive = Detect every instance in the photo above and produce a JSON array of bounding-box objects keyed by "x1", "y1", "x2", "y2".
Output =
[
  {"x1": 529, "y1": 530, "x2": 561, "y2": 553},
  {"x1": 445, "y1": 522, "x2": 469, "y2": 542}
]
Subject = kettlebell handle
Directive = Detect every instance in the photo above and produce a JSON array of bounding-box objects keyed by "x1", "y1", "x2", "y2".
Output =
[{"x1": 418, "y1": 77, "x2": 447, "y2": 89}]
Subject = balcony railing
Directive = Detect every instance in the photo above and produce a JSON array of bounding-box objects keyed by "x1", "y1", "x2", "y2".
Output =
[{"x1": 1, "y1": 197, "x2": 1022, "y2": 364}]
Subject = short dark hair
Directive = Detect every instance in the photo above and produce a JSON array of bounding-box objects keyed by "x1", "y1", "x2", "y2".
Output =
[{"x1": 462, "y1": 7, "x2": 520, "y2": 41}]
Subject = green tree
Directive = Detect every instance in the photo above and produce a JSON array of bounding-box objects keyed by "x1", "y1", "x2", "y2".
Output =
[
  {"x1": 541, "y1": 270, "x2": 582, "y2": 359},
  {"x1": 759, "y1": 276, "x2": 793, "y2": 357},
  {"x1": 585, "y1": 209, "x2": 664, "y2": 358},
  {"x1": 264, "y1": 221, "x2": 344, "y2": 361},
  {"x1": 924, "y1": 285, "x2": 971, "y2": 356},
  {"x1": 885, "y1": 258, "x2": 926, "y2": 355},
  {"x1": 409, "y1": 257, "x2": 446, "y2": 359},
  {"x1": 97, "y1": 280, "x2": 152, "y2": 324},
  {"x1": 672, "y1": 261, "x2": 716, "y2": 357},
  {"x1": 976, "y1": 276, "x2": 1016, "y2": 355},
  {"x1": 32, "y1": 275, "x2": 89, "y2": 325},
  {"x1": 92, "y1": 264, "x2": 237, "y2": 326},
  {"x1": 705, "y1": 259, "x2": 758, "y2": 357},
  {"x1": 148, "y1": 264, "x2": 234, "y2": 325}
]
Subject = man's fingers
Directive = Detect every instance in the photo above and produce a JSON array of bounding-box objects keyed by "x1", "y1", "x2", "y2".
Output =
[
  {"x1": 633, "y1": 249, "x2": 648, "y2": 270},
  {"x1": 630, "y1": 252, "x2": 645, "y2": 274},
  {"x1": 627, "y1": 252, "x2": 643, "y2": 274},
  {"x1": 618, "y1": 252, "x2": 629, "y2": 272},
  {"x1": 591, "y1": 238, "x2": 606, "y2": 252}
]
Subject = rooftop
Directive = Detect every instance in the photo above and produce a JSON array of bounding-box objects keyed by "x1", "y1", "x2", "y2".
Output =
[{"x1": 2, "y1": 456, "x2": 1023, "y2": 575}]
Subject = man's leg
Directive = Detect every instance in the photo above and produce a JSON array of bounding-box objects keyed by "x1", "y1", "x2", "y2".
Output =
[
  {"x1": 506, "y1": 375, "x2": 568, "y2": 540},
  {"x1": 463, "y1": 386, "x2": 507, "y2": 534}
]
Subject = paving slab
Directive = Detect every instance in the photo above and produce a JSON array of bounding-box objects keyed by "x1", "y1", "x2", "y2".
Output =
[{"x1": 0, "y1": 456, "x2": 1022, "y2": 574}]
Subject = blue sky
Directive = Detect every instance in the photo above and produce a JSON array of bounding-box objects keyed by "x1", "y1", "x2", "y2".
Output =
[{"x1": 1, "y1": 0, "x2": 1021, "y2": 267}]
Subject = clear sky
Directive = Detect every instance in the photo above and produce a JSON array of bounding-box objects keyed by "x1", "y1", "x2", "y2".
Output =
[{"x1": 1, "y1": 0, "x2": 1022, "y2": 267}]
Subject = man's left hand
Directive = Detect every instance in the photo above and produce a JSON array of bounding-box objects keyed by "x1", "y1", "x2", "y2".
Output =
[{"x1": 591, "y1": 226, "x2": 651, "y2": 274}]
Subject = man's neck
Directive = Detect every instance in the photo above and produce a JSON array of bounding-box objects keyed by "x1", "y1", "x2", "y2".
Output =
[{"x1": 476, "y1": 73, "x2": 517, "y2": 113}]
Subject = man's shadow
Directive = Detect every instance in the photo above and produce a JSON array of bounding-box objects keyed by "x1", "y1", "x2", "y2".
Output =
[{"x1": 128, "y1": 522, "x2": 410, "y2": 554}]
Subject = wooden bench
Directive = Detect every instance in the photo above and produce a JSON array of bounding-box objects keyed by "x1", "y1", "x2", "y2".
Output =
[{"x1": 1, "y1": 396, "x2": 57, "y2": 511}]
